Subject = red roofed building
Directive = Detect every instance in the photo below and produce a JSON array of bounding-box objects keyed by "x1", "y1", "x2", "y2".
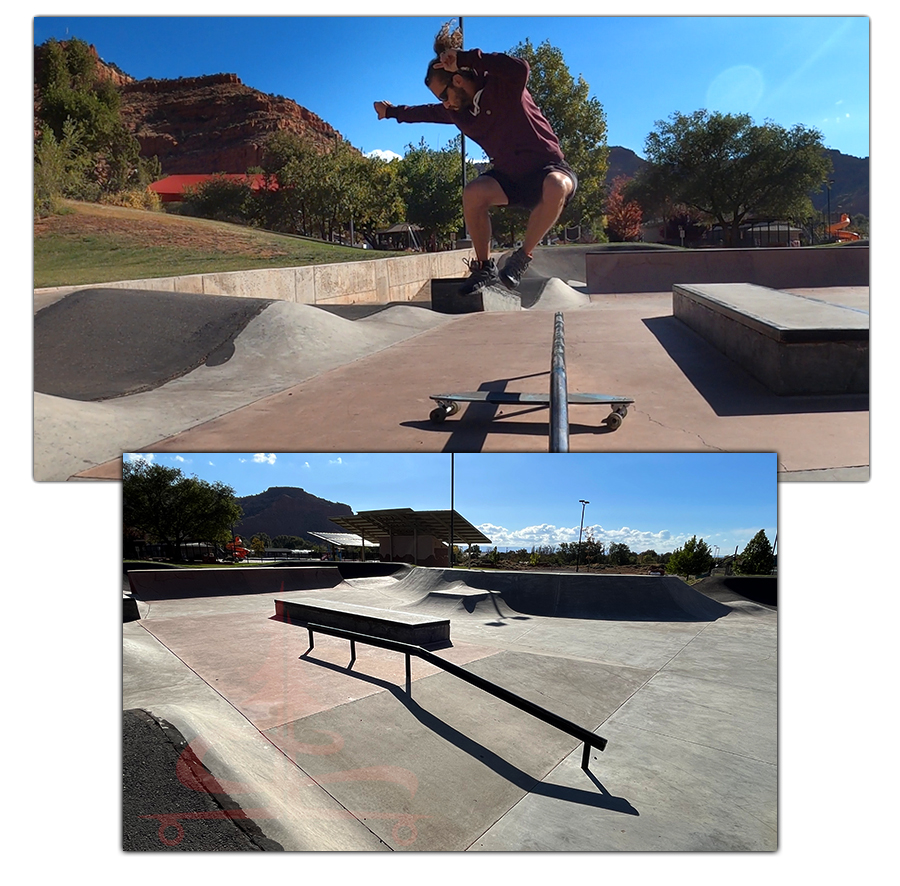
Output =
[{"x1": 149, "y1": 173, "x2": 277, "y2": 203}]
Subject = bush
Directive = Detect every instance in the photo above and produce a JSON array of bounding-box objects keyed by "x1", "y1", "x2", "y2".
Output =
[
  {"x1": 181, "y1": 175, "x2": 253, "y2": 224},
  {"x1": 100, "y1": 187, "x2": 163, "y2": 211}
]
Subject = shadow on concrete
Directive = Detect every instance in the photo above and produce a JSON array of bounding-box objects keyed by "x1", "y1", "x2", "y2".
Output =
[
  {"x1": 296, "y1": 654, "x2": 639, "y2": 817},
  {"x1": 404, "y1": 371, "x2": 618, "y2": 451},
  {"x1": 35, "y1": 289, "x2": 273, "y2": 401},
  {"x1": 643, "y1": 316, "x2": 868, "y2": 416}
]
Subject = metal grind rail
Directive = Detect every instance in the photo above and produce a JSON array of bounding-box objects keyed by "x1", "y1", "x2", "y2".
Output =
[
  {"x1": 298, "y1": 620, "x2": 608, "y2": 771},
  {"x1": 550, "y1": 311, "x2": 569, "y2": 452},
  {"x1": 429, "y1": 311, "x2": 634, "y2": 449}
]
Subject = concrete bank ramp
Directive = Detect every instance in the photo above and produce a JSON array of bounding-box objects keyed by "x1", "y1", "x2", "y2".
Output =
[
  {"x1": 35, "y1": 288, "x2": 457, "y2": 403},
  {"x1": 346, "y1": 567, "x2": 731, "y2": 622}
]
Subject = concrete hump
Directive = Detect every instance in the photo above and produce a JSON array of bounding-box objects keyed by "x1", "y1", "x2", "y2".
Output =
[
  {"x1": 34, "y1": 288, "x2": 274, "y2": 401},
  {"x1": 383, "y1": 568, "x2": 731, "y2": 622},
  {"x1": 126, "y1": 566, "x2": 345, "y2": 601}
]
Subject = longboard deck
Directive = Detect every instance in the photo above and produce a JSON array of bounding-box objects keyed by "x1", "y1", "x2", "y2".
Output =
[{"x1": 431, "y1": 392, "x2": 634, "y2": 406}]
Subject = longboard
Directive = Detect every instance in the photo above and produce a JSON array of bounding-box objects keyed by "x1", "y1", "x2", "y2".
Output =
[{"x1": 429, "y1": 391, "x2": 633, "y2": 430}]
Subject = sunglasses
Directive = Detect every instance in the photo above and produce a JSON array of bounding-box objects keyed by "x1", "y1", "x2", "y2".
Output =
[{"x1": 438, "y1": 78, "x2": 455, "y2": 103}]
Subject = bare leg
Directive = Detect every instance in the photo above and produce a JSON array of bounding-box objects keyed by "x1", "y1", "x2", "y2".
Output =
[
  {"x1": 463, "y1": 176, "x2": 509, "y2": 261},
  {"x1": 521, "y1": 172, "x2": 574, "y2": 255}
]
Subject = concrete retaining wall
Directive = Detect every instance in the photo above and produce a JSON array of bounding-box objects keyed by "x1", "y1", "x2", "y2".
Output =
[
  {"x1": 34, "y1": 248, "x2": 476, "y2": 308},
  {"x1": 585, "y1": 245, "x2": 869, "y2": 293}
]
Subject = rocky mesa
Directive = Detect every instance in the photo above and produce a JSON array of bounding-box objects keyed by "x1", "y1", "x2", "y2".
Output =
[
  {"x1": 118, "y1": 72, "x2": 346, "y2": 175},
  {"x1": 36, "y1": 40, "x2": 348, "y2": 176}
]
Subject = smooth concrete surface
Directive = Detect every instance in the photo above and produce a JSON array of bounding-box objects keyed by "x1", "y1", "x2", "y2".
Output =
[
  {"x1": 74, "y1": 287, "x2": 867, "y2": 481},
  {"x1": 585, "y1": 244, "x2": 869, "y2": 293},
  {"x1": 123, "y1": 565, "x2": 777, "y2": 851},
  {"x1": 673, "y1": 283, "x2": 868, "y2": 395},
  {"x1": 34, "y1": 248, "x2": 869, "y2": 481}
]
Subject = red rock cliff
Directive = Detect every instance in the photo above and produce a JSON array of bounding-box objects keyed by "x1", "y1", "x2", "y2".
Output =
[{"x1": 117, "y1": 72, "x2": 346, "y2": 175}]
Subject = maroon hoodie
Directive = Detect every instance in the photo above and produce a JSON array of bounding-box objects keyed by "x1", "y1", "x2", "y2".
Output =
[{"x1": 384, "y1": 48, "x2": 565, "y2": 178}]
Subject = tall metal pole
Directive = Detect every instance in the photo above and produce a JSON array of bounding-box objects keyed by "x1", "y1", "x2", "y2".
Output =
[
  {"x1": 575, "y1": 500, "x2": 589, "y2": 572},
  {"x1": 450, "y1": 453, "x2": 455, "y2": 567},
  {"x1": 460, "y1": 16, "x2": 468, "y2": 240}
]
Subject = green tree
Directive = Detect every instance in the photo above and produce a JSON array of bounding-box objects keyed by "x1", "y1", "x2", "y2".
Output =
[
  {"x1": 509, "y1": 38, "x2": 609, "y2": 237},
  {"x1": 34, "y1": 119, "x2": 95, "y2": 213},
  {"x1": 181, "y1": 174, "x2": 254, "y2": 223},
  {"x1": 735, "y1": 530, "x2": 775, "y2": 575},
  {"x1": 34, "y1": 37, "x2": 160, "y2": 207},
  {"x1": 608, "y1": 543, "x2": 634, "y2": 567},
  {"x1": 250, "y1": 534, "x2": 271, "y2": 557},
  {"x1": 667, "y1": 535, "x2": 714, "y2": 577},
  {"x1": 630, "y1": 110, "x2": 831, "y2": 246},
  {"x1": 397, "y1": 137, "x2": 475, "y2": 248},
  {"x1": 258, "y1": 132, "x2": 403, "y2": 242},
  {"x1": 123, "y1": 461, "x2": 242, "y2": 560}
]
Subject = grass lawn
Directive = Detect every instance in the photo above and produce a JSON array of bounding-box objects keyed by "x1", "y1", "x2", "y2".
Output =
[{"x1": 34, "y1": 201, "x2": 405, "y2": 288}]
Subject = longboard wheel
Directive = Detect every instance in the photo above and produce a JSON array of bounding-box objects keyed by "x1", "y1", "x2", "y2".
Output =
[
  {"x1": 604, "y1": 412, "x2": 623, "y2": 431},
  {"x1": 430, "y1": 407, "x2": 447, "y2": 423}
]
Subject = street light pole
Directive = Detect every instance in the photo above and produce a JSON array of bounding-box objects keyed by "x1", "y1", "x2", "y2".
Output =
[{"x1": 575, "y1": 499, "x2": 589, "y2": 573}]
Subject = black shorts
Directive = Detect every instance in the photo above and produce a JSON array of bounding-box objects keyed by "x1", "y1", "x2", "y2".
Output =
[{"x1": 481, "y1": 161, "x2": 578, "y2": 211}]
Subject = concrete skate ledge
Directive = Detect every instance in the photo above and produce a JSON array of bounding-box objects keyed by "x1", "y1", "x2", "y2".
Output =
[
  {"x1": 431, "y1": 278, "x2": 522, "y2": 313},
  {"x1": 673, "y1": 282, "x2": 868, "y2": 395},
  {"x1": 275, "y1": 597, "x2": 451, "y2": 646}
]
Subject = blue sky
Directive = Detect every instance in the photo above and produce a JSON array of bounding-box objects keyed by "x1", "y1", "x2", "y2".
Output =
[
  {"x1": 124, "y1": 451, "x2": 777, "y2": 555},
  {"x1": 32, "y1": 13, "x2": 870, "y2": 161}
]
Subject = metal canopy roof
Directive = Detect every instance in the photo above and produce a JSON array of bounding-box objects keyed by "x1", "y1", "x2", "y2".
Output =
[
  {"x1": 329, "y1": 508, "x2": 491, "y2": 545},
  {"x1": 308, "y1": 531, "x2": 379, "y2": 548}
]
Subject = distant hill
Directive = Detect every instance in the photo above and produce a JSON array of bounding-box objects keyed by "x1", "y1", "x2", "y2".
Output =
[
  {"x1": 234, "y1": 486, "x2": 353, "y2": 544},
  {"x1": 605, "y1": 145, "x2": 868, "y2": 218},
  {"x1": 606, "y1": 146, "x2": 647, "y2": 184}
]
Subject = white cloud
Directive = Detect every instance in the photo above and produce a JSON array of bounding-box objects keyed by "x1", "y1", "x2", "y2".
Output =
[
  {"x1": 303, "y1": 462, "x2": 310, "y2": 469},
  {"x1": 124, "y1": 453, "x2": 154, "y2": 464},
  {"x1": 174, "y1": 455, "x2": 185, "y2": 462},
  {"x1": 477, "y1": 522, "x2": 682, "y2": 552},
  {"x1": 253, "y1": 453, "x2": 277, "y2": 465},
  {"x1": 366, "y1": 149, "x2": 402, "y2": 162},
  {"x1": 329, "y1": 457, "x2": 343, "y2": 465}
]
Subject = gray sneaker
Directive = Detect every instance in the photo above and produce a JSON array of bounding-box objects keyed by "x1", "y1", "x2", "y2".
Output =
[
  {"x1": 499, "y1": 248, "x2": 532, "y2": 289},
  {"x1": 460, "y1": 258, "x2": 501, "y2": 295}
]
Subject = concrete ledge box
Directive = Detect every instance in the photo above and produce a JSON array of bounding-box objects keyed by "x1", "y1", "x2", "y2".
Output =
[
  {"x1": 275, "y1": 597, "x2": 451, "y2": 646},
  {"x1": 431, "y1": 278, "x2": 522, "y2": 314},
  {"x1": 673, "y1": 282, "x2": 869, "y2": 395}
]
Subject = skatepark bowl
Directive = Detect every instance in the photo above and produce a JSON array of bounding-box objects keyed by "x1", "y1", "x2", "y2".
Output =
[
  {"x1": 123, "y1": 563, "x2": 777, "y2": 851},
  {"x1": 35, "y1": 244, "x2": 868, "y2": 481}
]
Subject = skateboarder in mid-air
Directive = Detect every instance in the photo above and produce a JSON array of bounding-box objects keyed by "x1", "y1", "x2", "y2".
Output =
[{"x1": 374, "y1": 21, "x2": 577, "y2": 296}]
